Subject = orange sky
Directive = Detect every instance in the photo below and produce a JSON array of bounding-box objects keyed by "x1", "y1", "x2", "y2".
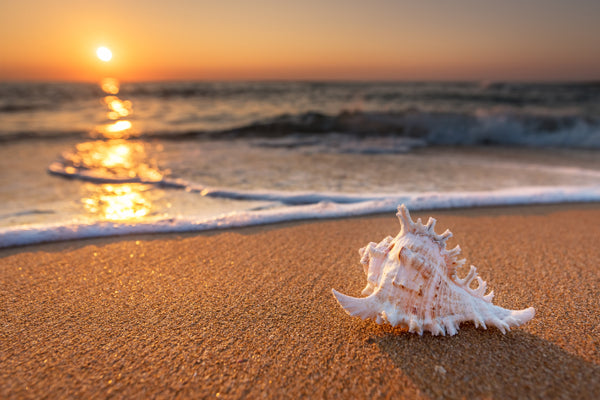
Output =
[{"x1": 1, "y1": 0, "x2": 599, "y2": 82}]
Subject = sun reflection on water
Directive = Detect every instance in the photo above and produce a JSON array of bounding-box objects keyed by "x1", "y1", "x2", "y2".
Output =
[
  {"x1": 100, "y1": 120, "x2": 134, "y2": 139},
  {"x1": 94, "y1": 78, "x2": 136, "y2": 139},
  {"x1": 57, "y1": 78, "x2": 169, "y2": 222},
  {"x1": 63, "y1": 139, "x2": 165, "y2": 182},
  {"x1": 83, "y1": 183, "x2": 153, "y2": 221},
  {"x1": 100, "y1": 78, "x2": 120, "y2": 95},
  {"x1": 104, "y1": 96, "x2": 132, "y2": 119}
]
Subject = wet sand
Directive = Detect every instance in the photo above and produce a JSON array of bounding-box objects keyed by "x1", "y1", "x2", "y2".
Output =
[{"x1": 1, "y1": 204, "x2": 599, "y2": 399}]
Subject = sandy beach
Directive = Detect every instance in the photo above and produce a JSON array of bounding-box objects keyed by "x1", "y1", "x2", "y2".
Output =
[{"x1": 1, "y1": 203, "x2": 599, "y2": 399}]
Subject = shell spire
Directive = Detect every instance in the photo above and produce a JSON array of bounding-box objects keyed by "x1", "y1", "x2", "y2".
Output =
[
  {"x1": 397, "y1": 204, "x2": 453, "y2": 245},
  {"x1": 332, "y1": 204, "x2": 535, "y2": 336}
]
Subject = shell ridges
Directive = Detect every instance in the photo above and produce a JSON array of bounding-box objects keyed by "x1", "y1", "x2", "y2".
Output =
[{"x1": 332, "y1": 204, "x2": 535, "y2": 336}]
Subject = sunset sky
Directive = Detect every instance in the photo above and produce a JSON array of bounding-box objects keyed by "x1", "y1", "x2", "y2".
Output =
[{"x1": 1, "y1": 0, "x2": 599, "y2": 82}]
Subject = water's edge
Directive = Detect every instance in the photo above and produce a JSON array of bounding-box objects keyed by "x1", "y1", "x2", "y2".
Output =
[{"x1": 2, "y1": 185, "x2": 599, "y2": 248}]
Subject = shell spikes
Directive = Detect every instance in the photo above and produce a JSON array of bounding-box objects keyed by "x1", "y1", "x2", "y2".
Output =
[{"x1": 332, "y1": 204, "x2": 535, "y2": 336}]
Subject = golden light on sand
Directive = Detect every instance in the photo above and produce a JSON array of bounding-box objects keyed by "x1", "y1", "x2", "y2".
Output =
[{"x1": 96, "y1": 46, "x2": 113, "y2": 62}]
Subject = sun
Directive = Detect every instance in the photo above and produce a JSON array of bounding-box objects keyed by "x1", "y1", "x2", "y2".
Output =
[{"x1": 96, "y1": 46, "x2": 113, "y2": 62}]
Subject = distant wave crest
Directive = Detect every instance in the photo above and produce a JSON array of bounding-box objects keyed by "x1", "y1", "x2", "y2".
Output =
[{"x1": 216, "y1": 109, "x2": 600, "y2": 148}]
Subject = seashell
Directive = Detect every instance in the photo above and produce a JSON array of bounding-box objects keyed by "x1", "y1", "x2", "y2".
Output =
[{"x1": 332, "y1": 204, "x2": 535, "y2": 336}]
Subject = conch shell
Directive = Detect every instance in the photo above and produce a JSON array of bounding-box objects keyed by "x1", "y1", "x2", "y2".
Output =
[{"x1": 332, "y1": 205, "x2": 535, "y2": 336}]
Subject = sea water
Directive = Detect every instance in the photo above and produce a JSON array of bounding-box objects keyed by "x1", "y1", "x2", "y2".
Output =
[{"x1": 1, "y1": 81, "x2": 599, "y2": 247}]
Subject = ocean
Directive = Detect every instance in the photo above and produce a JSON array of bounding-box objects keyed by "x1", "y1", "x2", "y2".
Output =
[{"x1": 1, "y1": 80, "x2": 599, "y2": 247}]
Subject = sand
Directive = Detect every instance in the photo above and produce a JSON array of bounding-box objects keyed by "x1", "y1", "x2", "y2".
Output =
[{"x1": 1, "y1": 204, "x2": 599, "y2": 399}]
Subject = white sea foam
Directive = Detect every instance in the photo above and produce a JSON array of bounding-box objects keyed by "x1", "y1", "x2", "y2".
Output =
[{"x1": 2, "y1": 185, "x2": 599, "y2": 248}]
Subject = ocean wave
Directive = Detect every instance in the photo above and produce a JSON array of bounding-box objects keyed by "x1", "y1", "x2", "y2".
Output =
[
  {"x1": 118, "y1": 81, "x2": 600, "y2": 105},
  {"x1": 2, "y1": 81, "x2": 599, "y2": 148},
  {"x1": 5, "y1": 108, "x2": 599, "y2": 148},
  {"x1": 2, "y1": 185, "x2": 599, "y2": 248},
  {"x1": 219, "y1": 109, "x2": 600, "y2": 148},
  {"x1": 0, "y1": 82, "x2": 100, "y2": 110},
  {"x1": 3, "y1": 81, "x2": 598, "y2": 112},
  {"x1": 145, "y1": 108, "x2": 599, "y2": 149}
]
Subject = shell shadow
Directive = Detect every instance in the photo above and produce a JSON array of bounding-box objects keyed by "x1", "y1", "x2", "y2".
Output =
[{"x1": 373, "y1": 324, "x2": 600, "y2": 400}]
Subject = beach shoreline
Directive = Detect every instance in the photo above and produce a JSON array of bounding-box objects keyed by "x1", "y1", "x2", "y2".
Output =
[{"x1": 2, "y1": 203, "x2": 599, "y2": 399}]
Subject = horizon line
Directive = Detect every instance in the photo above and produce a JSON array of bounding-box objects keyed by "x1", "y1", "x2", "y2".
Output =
[{"x1": 2, "y1": 77, "x2": 599, "y2": 85}]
